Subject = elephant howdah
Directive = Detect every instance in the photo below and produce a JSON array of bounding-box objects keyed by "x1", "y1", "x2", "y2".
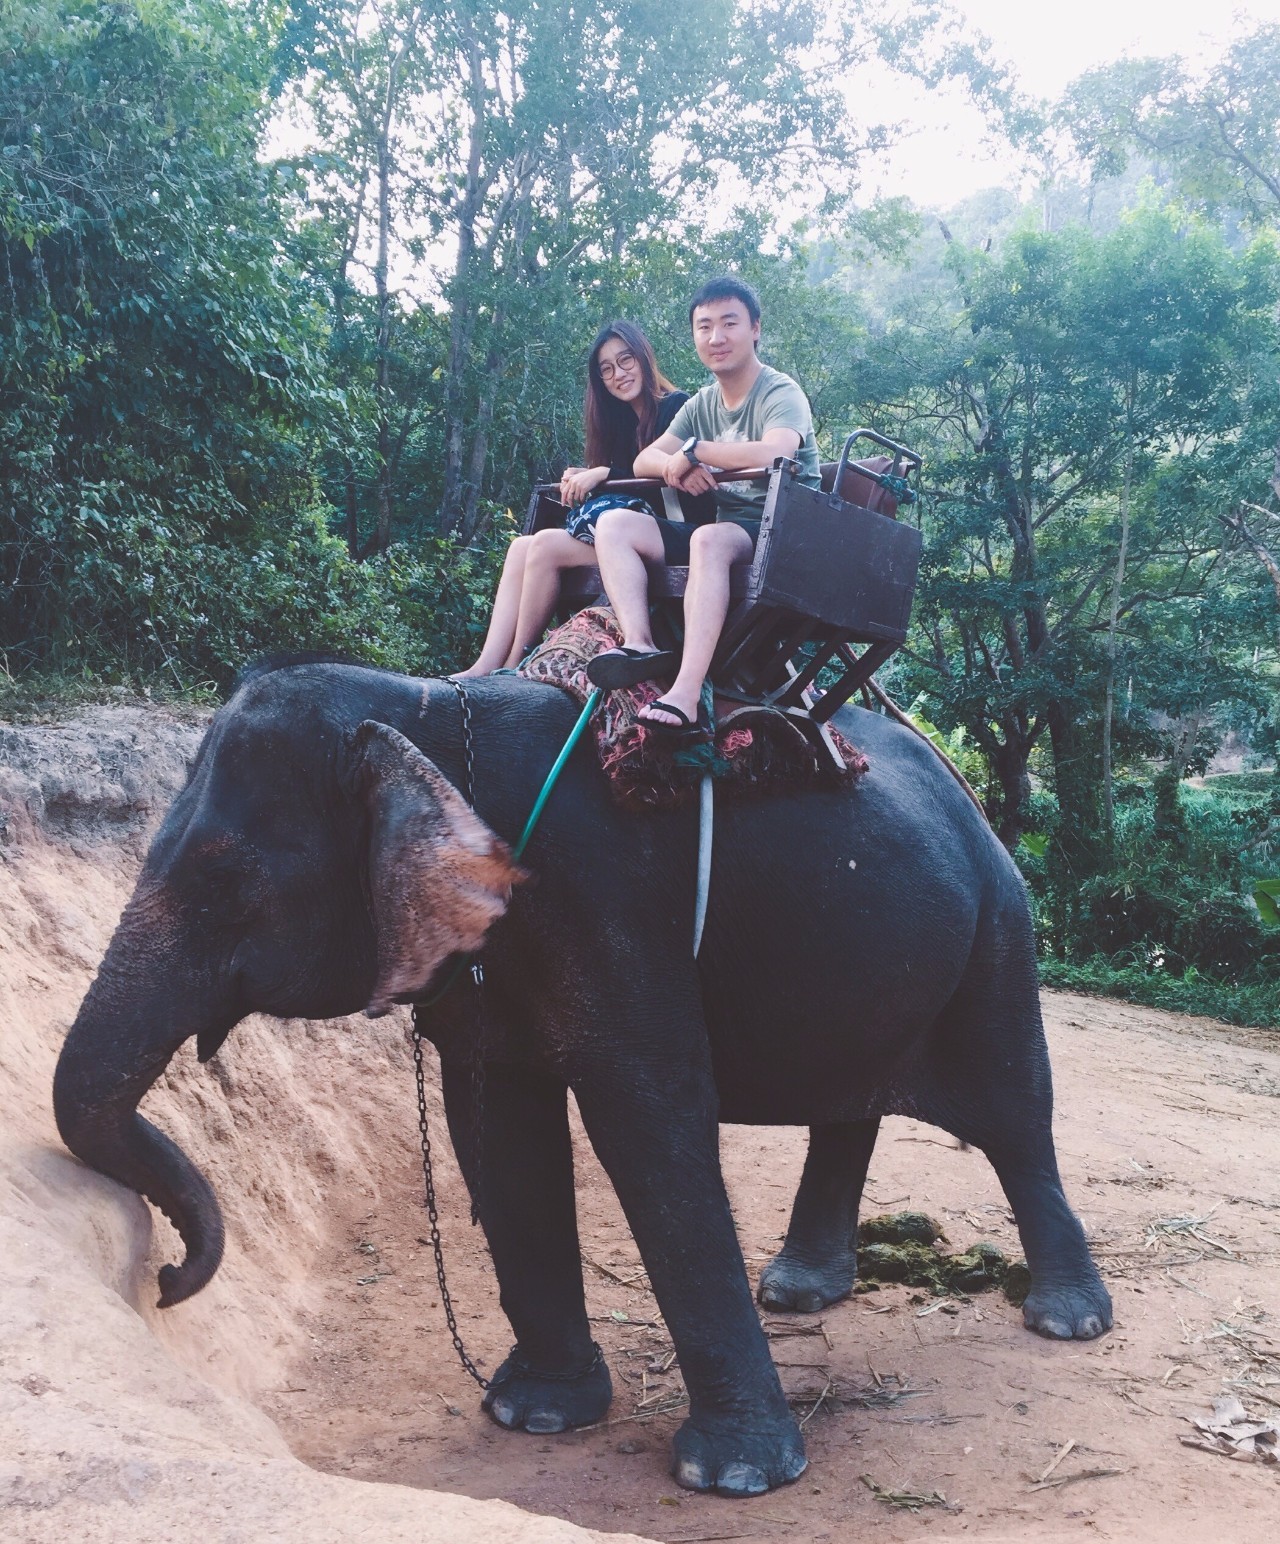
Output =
[
  {"x1": 517, "y1": 606, "x2": 869, "y2": 809},
  {"x1": 53, "y1": 661, "x2": 1113, "y2": 1498}
]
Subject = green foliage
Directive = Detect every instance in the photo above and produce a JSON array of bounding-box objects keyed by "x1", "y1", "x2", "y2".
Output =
[
  {"x1": 1022, "y1": 772, "x2": 1280, "y2": 1027},
  {"x1": 0, "y1": 0, "x2": 456, "y2": 689},
  {"x1": 1039, "y1": 955, "x2": 1280, "y2": 1030},
  {"x1": 1254, "y1": 879, "x2": 1280, "y2": 928},
  {"x1": 868, "y1": 203, "x2": 1280, "y2": 851},
  {"x1": 4, "y1": 0, "x2": 1280, "y2": 1030},
  {"x1": 1062, "y1": 24, "x2": 1280, "y2": 227}
]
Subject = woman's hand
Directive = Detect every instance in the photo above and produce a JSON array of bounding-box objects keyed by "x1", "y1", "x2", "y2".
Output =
[{"x1": 559, "y1": 465, "x2": 611, "y2": 506}]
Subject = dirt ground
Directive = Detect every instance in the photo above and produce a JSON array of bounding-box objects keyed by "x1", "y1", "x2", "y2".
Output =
[
  {"x1": 263, "y1": 994, "x2": 1280, "y2": 1543},
  {"x1": 3, "y1": 706, "x2": 1279, "y2": 1543}
]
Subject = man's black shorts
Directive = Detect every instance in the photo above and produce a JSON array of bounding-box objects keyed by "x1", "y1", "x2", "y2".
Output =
[{"x1": 654, "y1": 513, "x2": 762, "y2": 563}]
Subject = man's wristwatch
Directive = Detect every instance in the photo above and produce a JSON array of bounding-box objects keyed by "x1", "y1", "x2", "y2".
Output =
[{"x1": 680, "y1": 437, "x2": 700, "y2": 468}]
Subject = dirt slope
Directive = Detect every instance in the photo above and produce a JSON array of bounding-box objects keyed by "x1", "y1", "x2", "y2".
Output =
[
  {"x1": 2, "y1": 705, "x2": 1277, "y2": 1543},
  {"x1": 0, "y1": 707, "x2": 648, "y2": 1544}
]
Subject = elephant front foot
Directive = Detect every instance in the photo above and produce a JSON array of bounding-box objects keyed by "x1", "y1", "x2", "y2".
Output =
[
  {"x1": 672, "y1": 1412, "x2": 808, "y2": 1496},
  {"x1": 757, "y1": 1247, "x2": 856, "y2": 1314},
  {"x1": 482, "y1": 1343, "x2": 613, "y2": 1433},
  {"x1": 1023, "y1": 1275, "x2": 1113, "y2": 1340}
]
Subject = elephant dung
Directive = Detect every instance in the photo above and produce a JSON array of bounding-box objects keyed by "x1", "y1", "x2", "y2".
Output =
[{"x1": 856, "y1": 1213, "x2": 1024, "y2": 1299}]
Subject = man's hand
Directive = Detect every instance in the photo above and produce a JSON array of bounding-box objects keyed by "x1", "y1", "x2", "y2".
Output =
[
  {"x1": 559, "y1": 465, "x2": 610, "y2": 506},
  {"x1": 663, "y1": 454, "x2": 717, "y2": 496}
]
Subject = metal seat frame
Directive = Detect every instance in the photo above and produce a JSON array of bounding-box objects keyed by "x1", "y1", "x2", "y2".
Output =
[{"x1": 521, "y1": 430, "x2": 922, "y2": 770}]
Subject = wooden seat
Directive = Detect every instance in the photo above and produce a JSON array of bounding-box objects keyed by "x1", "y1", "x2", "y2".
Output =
[{"x1": 521, "y1": 429, "x2": 923, "y2": 769}]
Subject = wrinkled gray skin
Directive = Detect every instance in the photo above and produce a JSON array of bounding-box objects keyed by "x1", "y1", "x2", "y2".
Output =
[{"x1": 54, "y1": 662, "x2": 1112, "y2": 1498}]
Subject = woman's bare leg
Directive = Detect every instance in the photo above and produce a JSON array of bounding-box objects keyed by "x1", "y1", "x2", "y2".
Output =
[
  {"x1": 456, "y1": 536, "x2": 534, "y2": 677},
  {"x1": 505, "y1": 528, "x2": 600, "y2": 667},
  {"x1": 592, "y1": 508, "x2": 667, "y2": 652}
]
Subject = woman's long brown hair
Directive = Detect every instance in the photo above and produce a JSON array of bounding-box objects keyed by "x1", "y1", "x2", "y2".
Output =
[{"x1": 583, "y1": 319, "x2": 677, "y2": 472}]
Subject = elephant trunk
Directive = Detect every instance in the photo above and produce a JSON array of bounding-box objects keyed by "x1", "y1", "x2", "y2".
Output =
[{"x1": 52, "y1": 897, "x2": 230, "y2": 1308}]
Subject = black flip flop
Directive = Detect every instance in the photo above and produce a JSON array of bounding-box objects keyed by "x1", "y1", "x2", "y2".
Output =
[
  {"x1": 636, "y1": 697, "x2": 709, "y2": 740},
  {"x1": 586, "y1": 647, "x2": 678, "y2": 689}
]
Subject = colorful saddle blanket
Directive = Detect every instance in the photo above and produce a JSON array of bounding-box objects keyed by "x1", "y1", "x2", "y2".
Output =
[{"x1": 517, "y1": 608, "x2": 868, "y2": 811}]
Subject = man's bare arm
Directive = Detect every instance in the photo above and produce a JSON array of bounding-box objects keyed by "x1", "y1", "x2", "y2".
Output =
[
  {"x1": 634, "y1": 426, "x2": 800, "y2": 488},
  {"x1": 632, "y1": 432, "x2": 683, "y2": 479},
  {"x1": 691, "y1": 427, "x2": 801, "y2": 470}
]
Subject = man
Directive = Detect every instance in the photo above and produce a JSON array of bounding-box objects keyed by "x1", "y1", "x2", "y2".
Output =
[{"x1": 586, "y1": 276, "x2": 821, "y2": 733}]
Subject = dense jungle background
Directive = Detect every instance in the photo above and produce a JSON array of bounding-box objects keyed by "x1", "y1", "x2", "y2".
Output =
[{"x1": 3, "y1": 0, "x2": 1279, "y2": 1023}]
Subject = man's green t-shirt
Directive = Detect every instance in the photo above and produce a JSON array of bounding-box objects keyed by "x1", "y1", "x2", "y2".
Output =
[{"x1": 666, "y1": 364, "x2": 821, "y2": 519}]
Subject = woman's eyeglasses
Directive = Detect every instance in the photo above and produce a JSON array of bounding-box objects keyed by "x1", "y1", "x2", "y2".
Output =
[{"x1": 598, "y1": 351, "x2": 637, "y2": 382}]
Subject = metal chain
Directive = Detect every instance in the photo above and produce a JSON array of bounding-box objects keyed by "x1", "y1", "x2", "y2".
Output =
[
  {"x1": 435, "y1": 674, "x2": 478, "y2": 807},
  {"x1": 409, "y1": 675, "x2": 489, "y2": 1387},
  {"x1": 411, "y1": 1004, "x2": 490, "y2": 1389},
  {"x1": 488, "y1": 1341, "x2": 605, "y2": 1389},
  {"x1": 407, "y1": 678, "x2": 601, "y2": 1392}
]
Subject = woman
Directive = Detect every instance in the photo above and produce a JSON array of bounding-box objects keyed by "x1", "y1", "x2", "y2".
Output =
[{"x1": 457, "y1": 320, "x2": 696, "y2": 677}]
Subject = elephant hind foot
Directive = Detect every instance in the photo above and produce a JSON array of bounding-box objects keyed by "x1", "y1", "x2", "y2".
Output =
[
  {"x1": 1023, "y1": 1275, "x2": 1113, "y2": 1340},
  {"x1": 673, "y1": 1415, "x2": 808, "y2": 1496},
  {"x1": 482, "y1": 1345, "x2": 612, "y2": 1434},
  {"x1": 757, "y1": 1248, "x2": 856, "y2": 1314}
]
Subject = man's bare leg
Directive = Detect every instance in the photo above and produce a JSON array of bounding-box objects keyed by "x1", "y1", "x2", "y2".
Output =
[
  {"x1": 641, "y1": 523, "x2": 754, "y2": 727},
  {"x1": 456, "y1": 535, "x2": 534, "y2": 677},
  {"x1": 504, "y1": 528, "x2": 600, "y2": 667},
  {"x1": 592, "y1": 509, "x2": 667, "y2": 651}
]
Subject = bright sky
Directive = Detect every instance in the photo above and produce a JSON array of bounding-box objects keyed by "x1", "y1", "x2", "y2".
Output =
[{"x1": 858, "y1": 0, "x2": 1280, "y2": 207}]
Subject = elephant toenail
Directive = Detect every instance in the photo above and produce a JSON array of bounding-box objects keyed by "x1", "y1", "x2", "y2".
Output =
[
  {"x1": 490, "y1": 1398, "x2": 516, "y2": 1426},
  {"x1": 675, "y1": 1456, "x2": 711, "y2": 1490},
  {"x1": 525, "y1": 1409, "x2": 568, "y2": 1434},
  {"x1": 782, "y1": 1449, "x2": 809, "y2": 1481},
  {"x1": 717, "y1": 1461, "x2": 769, "y2": 1495}
]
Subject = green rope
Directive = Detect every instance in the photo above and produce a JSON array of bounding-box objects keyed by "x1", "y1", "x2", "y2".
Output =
[
  {"x1": 417, "y1": 688, "x2": 602, "y2": 1008},
  {"x1": 672, "y1": 683, "x2": 728, "y2": 774},
  {"x1": 513, "y1": 688, "x2": 602, "y2": 859},
  {"x1": 874, "y1": 470, "x2": 918, "y2": 504}
]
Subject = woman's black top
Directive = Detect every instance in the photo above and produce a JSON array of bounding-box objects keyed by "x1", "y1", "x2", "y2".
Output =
[{"x1": 605, "y1": 391, "x2": 690, "y2": 481}]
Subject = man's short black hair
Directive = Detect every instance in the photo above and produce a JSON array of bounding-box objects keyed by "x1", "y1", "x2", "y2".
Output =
[{"x1": 688, "y1": 275, "x2": 761, "y2": 327}]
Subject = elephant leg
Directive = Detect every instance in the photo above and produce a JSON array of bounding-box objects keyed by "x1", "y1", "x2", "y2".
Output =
[
  {"x1": 573, "y1": 1063, "x2": 807, "y2": 1498},
  {"x1": 439, "y1": 1058, "x2": 611, "y2": 1433},
  {"x1": 982, "y1": 1141, "x2": 1112, "y2": 1340},
  {"x1": 758, "y1": 1118, "x2": 880, "y2": 1313},
  {"x1": 930, "y1": 959, "x2": 1112, "y2": 1342}
]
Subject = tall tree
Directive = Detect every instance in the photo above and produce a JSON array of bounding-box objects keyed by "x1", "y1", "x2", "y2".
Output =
[
  {"x1": 1062, "y1": 24, "x2": 1280, "y2": 228},
  {"x1": 274, "y1": 0, "x2": 437, "y2": 556},
  {"x1": 273, "y1": 0, "x2": 994, "y2": 547},
  {"x1": 874, "y1": 207, "x2": 1278, "y2": 849},
  {"x1": 0, "y1": 0, "x2": 390, "y2": 685}
]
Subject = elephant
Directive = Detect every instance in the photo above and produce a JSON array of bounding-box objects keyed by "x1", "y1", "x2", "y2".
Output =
[{"x1": 53, "y1": 659, "x2": 1112, "y2": 1498}]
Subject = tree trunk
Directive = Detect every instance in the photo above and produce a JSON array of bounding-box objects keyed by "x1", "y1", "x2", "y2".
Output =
[
  {"x1": 372, "y1": 125, "x2": 394, "y2": 555},
  {"x1": 1048, "y1": 699, "x2": 1102, "y2": 872},
  {"x1": 458, "y1": 309, "x2": 506, "y2": 545},
  {"x1": 1101, "y1": 397, "x2": 1134, "y2": 835},
  {"x1": 439, "y1": 34, "x2": 488, "y2": 536},
  {"x1": 991, "y1": 733, "x2": 1033, "y2": 851}
]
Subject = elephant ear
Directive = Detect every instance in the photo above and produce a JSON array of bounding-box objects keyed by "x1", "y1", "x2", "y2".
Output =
[{"x1": 350, "y1": 720, "x2": 526, "y2": 1018}]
